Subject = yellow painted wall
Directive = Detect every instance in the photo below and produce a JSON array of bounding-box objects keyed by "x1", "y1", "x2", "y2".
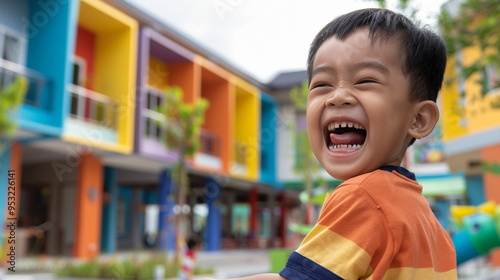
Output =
[
  {"x1": 66, "y1": 0, "x2": 138, "y2": 154},
  {"x1": 442, "y1": 45, "x2": 500, "y2": 142},
  {"x1": 232, "y1": 77, "x2": 261, "y2": 180},
  {"x1": 441, "y1": 56, "x2": 468, "y2": 141}
]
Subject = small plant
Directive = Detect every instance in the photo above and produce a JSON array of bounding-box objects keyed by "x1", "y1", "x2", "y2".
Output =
[
  {"x1": 0, "y1": 76, "x2": 27, "y2": 153},
  {"x1": 54, "y1": 254, "x2": 213, "y2": 279}
]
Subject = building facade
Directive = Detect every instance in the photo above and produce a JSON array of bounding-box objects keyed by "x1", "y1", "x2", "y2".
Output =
[{"x1": 0, "y1": 0, "x2": 297, "y2": 259}]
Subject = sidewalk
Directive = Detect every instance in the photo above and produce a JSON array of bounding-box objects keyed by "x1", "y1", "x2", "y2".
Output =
[
  {"x1": 0, "y1": 249, "x2": 273, "y2": 280},
  {"x1": 194, "y1": 249, "x2": 271, "y2": 279}
]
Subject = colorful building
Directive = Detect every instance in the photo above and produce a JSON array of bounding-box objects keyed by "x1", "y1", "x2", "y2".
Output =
[
  {"x1": 440, "y1": 0, "x2": 500, "y2": 265},
  {"x1": 0, "y1": 0, "x2": 291, "y2": 259}
]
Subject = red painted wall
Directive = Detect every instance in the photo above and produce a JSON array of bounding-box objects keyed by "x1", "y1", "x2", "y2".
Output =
[{"x1": 74, "y1": 26, "x2": 95, "y2": 89}]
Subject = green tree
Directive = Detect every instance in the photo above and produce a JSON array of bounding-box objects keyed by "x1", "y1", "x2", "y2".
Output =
[
  {"x1": 160, "y1": 86, "x2": 209, "y2": 264},
  {"x1": 439, "y1": 0, "x2": 500, "y2": 98},
  {"x1": 289, "y1": 81, "x2": 321, "y2": 224},
  {"x1": 0, "y1": 76, "x2": 28, "y2": 154}
]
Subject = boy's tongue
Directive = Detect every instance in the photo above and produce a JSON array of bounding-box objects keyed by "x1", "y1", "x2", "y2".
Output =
[{"x1": 330, "y1": 132, "x2": 365, "y2": 145}]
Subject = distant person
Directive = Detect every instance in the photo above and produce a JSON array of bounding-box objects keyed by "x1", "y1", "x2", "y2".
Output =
[
  {"x1": 200, "y1": 7, "x2": 457, "y2": 280},
  {"x1": 179, "y1": 237, "x2": 201, "y2": 280}
]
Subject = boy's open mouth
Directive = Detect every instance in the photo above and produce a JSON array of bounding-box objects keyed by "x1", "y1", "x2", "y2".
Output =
[{"x1": 325, "y1": 121, "x2": 366, "y2": 150}]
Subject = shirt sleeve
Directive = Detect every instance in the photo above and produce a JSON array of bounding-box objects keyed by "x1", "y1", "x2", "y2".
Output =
[{"x1": 280, "y1": 185, "x2": 392, "y2": 280}]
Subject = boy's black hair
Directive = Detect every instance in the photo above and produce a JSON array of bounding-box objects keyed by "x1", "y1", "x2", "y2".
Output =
[{"x1": 307, "y1": 8, "x2": 447, "y2": 103}]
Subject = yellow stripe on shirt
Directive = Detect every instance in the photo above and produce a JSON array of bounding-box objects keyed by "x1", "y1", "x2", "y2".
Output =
[{"x1": 297, "y1": 224, "x2": 374, "y2": 280}]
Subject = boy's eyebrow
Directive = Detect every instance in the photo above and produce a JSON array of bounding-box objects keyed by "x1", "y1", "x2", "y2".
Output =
[
  {"x1": 311, "y1": 66, "x2": 336, "y2": 77},
  {"x1": 353, "y1": 61, "x2": 390, "y2": 74},
  {"x1": 311, "y1": 61, "x2": 390, "y2": 78}
]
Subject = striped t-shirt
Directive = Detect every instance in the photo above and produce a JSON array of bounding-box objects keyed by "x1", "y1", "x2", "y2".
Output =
[{"x1": 280, "y1": 166, "x2": 457, "y2": 280}]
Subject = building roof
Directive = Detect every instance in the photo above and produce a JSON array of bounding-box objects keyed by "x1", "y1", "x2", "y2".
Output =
[{"x1": 268, "y1": 70, "x2": 308, "y2": 90}]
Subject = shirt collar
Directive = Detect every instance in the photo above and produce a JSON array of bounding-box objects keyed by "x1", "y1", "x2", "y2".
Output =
[{"x1": 378, "y1": 165, "x2": 416, "y2": 181}]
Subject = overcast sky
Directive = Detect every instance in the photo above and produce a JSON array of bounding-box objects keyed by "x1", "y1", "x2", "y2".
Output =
[{"x1": 125, "y1": 0, "x2": 449, "y2": 83}]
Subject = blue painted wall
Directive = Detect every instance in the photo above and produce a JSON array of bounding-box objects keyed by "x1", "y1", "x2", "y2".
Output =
[
  {"x1": 20, "y1": 0, "x2": 79, "y2": 136},
  {"x1": 117, "y1": 187, "x2": 132, "y2": 239},
  {"x1": 101, "y1": 167, "x2": 118, "y2": 253},
  {"x1": 466, "y1": 175, "x2": 485, "y2": 206},
  {"x1": 260, "y1": 92, "x2": 277, "y2": 185},
  {"x1": 157, "y1": 170, "x2": 176, "y2": 251},
  {"x1": 0, "y1": 145, "x2": 12, "y2": 239}
]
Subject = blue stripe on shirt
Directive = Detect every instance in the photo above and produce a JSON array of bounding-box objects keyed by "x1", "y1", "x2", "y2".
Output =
[{"x1": 279, "y1": 251, "x2": 344, "y2": 280}]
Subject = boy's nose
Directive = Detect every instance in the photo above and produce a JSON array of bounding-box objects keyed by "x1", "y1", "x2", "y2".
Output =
[{"x1": 324, "y1": 88, "x2": 357, "y2": 107}]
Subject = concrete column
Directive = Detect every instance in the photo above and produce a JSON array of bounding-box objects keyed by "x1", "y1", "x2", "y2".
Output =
[
  {"x1": 248, "y1": 187, "x2": 258, "y2": 248},
  {"x1": 101, "y1": 167, "x2": 118, "y2": 254},
  {"x1": 267, "y1": 192, "x2": 276, "y2": 247},
  {"x1": 74, "y1": 153, "x2": 103, "y2": 259},
  {"x1": 47, "y1": 182, "x2": 59, "y2": 255},
  {"x1": 205, "y1": 177, "x2": 221, "y2": 251},
  {"x1": 225, "y1": 191, "x2": 235, "y2": 237},
  {"x1": 131, "y1": 188, "x2": 142, "y2": 249},
  {"x1": 158, "y1": 170, "x2": 176, "y2": 251},
  {"x1": 279, "y1": 192, "x2": 287, "y2": 248},
  {"x1": 2, "y1": 143, "x2": 22, "y2": 257},
  {"x1": 0, "y1": 143, "x2": 12, "y2": 226}
]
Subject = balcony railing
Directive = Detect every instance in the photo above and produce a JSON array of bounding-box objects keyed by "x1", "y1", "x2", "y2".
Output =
[
  {"x1": 234, "y1": 141, "x2": 247, "y2": 166},
  {"x1": 200, "y1": 129, "x2": 221, "y2": 158},
  {"x1": 67, "y1": 84, "x2": 117, "y2": 129},
  {"x1": 0, "y1": 57, "x2": 49, "y2": 110},
  {"x1": 142, "y1": 108, "x2": 167, "y2": 142}
]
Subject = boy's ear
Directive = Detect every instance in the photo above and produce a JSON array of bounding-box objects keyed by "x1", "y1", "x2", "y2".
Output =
[{"x1": 408, "y1": 100, "x2": 439, "y2": 140}]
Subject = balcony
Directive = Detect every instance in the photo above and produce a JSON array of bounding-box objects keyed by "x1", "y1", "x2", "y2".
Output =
[
  {"x1": 231, "y1": 141, "x2": 247, "y2": 175},
  {"x1": 0, "y1": 57, "x2": 49, "y2": 110},
  {"x1": 195, "y1": 129, "x2": 222, "y2": 170},
  {"x1": 66, "y1": 84, "x2": 118, "y2": 143}
]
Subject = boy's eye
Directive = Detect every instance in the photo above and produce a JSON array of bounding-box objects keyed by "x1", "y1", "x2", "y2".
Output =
[
  {"x1": 357, "y1": 79, "x2": 378, "y2": 85},
  {"x1": 312, "y1": 83, "x2": 330, "y2": 89}
]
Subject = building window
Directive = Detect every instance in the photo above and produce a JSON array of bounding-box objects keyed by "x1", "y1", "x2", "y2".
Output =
[
  {"x1": 143, "y1": 87, "x2": 167, "y2": 142},
  {"x1": 0, "y1": 25, "x2": 26, "y2": 90}
]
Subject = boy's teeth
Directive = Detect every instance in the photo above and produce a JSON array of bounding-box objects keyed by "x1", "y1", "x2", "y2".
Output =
[
  {"x1": 328, "y1": 144, "x2": 363, "y2": 150},
  {"x1": 327, "y1": 121, "x2": 365, "y2": 131}
]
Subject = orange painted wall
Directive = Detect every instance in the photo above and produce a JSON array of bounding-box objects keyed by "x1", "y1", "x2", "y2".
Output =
[
  {"x1": 481, "y1": 144, "x2": 500, "y2": 265},
  {"x1": 202, "y1": 79, "x2": 232, "y2": 172},
  {"x1": 170, "y1": 62, "x2": 199, "y2": 103},
  {"x1": 8, "y1": 143, "x2": 22, "y2": 218},
  {"x1": 75, "y1": 26, "x2": 95, "y2": 89},
  {"x1": 73, "y1": 153, "x2": 103, "y2": 259}
]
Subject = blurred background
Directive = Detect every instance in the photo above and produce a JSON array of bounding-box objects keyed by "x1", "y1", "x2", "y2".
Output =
[{"x1": 0, "y1": 0, "x2": 499, "y2": 279}]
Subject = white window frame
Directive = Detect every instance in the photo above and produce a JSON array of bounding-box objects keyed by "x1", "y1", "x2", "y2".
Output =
[{"x1": 0, "y1": 24, "x2": 27, "y2": 65}]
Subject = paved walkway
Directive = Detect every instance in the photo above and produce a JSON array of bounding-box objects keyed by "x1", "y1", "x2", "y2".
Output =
[{"x1": 194, "y1": 249, "x2": 270, "y2": 279}]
